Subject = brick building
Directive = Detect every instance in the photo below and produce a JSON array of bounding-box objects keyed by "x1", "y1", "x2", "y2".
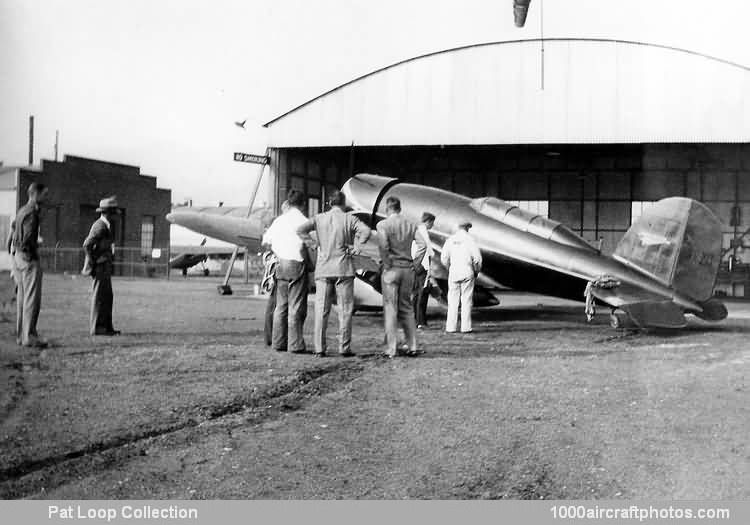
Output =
[{"x1": 0, "y1": 155, "x2": 171, "y2": 271}]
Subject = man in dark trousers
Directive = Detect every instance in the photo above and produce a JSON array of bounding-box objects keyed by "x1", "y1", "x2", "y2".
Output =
[
  {"x1": 262, "y1": 191, "x2": 310, "y2": 353},
  {"x1": 377, "y1": 196, "x2": 426, "y2": 358},
  {"x1": 297, "y1": 190, "x2": 371, "y2": 357},
  {"x1": 12, "y1": 182, "x2": 49, "y2": 348},
  {"x1": 82, "y1": 196, "x2": 121, "y2": 336},
  {"x1": 262, "y1": 200, "x2": 289, "y2": 347},
  {"x1": 412, "y1": 211, "x2": 435, "y2": 328}
]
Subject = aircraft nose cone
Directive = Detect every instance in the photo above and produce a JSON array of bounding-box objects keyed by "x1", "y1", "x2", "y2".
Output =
[{"x1": 166, "y1": 209, "x2": 193, "y2": 227}]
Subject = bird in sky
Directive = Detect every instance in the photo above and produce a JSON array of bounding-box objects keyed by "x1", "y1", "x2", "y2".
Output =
[{"x1": 234, "y1": 119, "x2": 247, "y2": 129}]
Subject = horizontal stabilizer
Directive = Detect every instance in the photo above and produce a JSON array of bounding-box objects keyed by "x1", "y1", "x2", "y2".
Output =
[
  {"x1": 622, "y1": 301, "x2": 687, "y2": 329},
  {"x1": 694, "y1": 298, "x2": 728, "y2": 321}
]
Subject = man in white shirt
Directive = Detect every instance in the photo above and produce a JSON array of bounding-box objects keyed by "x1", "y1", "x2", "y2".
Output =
[
  {"x1": 412, "y1": 211, "x2": 435, "y2": 328},
  {"x1": 262, "y1": 190, "x2": 310, "y2": 353},
  {"x1": 440, "y1": 221, "x2": 482, "y2": 333}
]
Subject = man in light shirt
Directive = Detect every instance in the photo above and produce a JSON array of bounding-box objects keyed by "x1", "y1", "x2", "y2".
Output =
[
  {"x1": 297, "y1": 190, "x2": 371, "y2": 357},
  {"x1": 412, "y1": 211, "x2": 435, "y2": 328},
  {"x1": 262, "y1": 190, "x2": 310, "y2": 353},
  {"x1": 440, "y1": 221, "x2": 482, "y2": 333},
  {"x1": 377, "y1": 196, "x2": 426, "y2": 358}
]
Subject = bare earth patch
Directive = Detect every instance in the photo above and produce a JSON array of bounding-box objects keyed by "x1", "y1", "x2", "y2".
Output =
[{"x1": 0, "y1": 274, "x2": 748, "y2": 499}]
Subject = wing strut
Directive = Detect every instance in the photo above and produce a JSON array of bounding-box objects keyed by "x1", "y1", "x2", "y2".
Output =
[{"x1": 218, "y1": 149, "x2": 270, "y2": 295}]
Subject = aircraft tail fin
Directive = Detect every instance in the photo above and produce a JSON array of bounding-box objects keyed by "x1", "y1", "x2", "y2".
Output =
[{"x1": 613, "y1": 197, "x2": 723, "y2": 303}]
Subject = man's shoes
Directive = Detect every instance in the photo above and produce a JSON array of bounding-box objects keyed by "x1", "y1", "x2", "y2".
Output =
[
  {"x1": 445, "y1": 330, "x2": 457, "y2": 333},
  {"x1": 93, "y1": 330, "x2": 121, "y2": 336},
  {"x1": 274, "y1": 347, "x2": 287, "y2": 352},
  {"x1": 461, "y1": 330, "x2": 473, "y2": 334},
  {"x1": 339, "y1": 351, "x2": 356, "y2": 357},
  {"x1": 23, "y1": 340, "x2": 48, "y2": 349},
  {"x1": 290, "y1": 348, "x2": 310, "y2": 354},
  {"x1": 406, "y1": 349, "x2": 423, "y2": 357},
  {"x1": 313, "y1": 352, "x2": 327, "y2": 358},
  {"x1": 379, "y1": 352, "x2": 395, "y2": 360}
]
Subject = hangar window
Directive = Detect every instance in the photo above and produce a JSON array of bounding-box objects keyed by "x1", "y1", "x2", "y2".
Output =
[
  {"x1": 508, "y1": 200, "x2": 549, "y2": 218},
  {"x1": 308, "y1": 197, "x2": 320, "y2": 216},
  {"x1": 631, "y1": 201, "x2": 656, "y2": 224},
  {"x1": 140, "y1": 216, "x2": 155, "y2": 256}
]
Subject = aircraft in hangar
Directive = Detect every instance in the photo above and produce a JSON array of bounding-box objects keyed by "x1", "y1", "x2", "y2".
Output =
[{"x1": 167, "y1": 174, "x2": 728, "y2": 329}]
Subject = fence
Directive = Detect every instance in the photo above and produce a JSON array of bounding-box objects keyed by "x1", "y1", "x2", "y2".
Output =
[
  {"x1": 37, "y1": 246, "x2": 267, "y2": 282},
  {"x1": 39, "y1": 246, "x2": 171, "y2": 279}
]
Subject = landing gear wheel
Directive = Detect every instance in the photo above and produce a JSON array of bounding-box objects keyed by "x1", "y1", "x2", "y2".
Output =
[{"x1": 609, "y1": 310, "x2": 627, "y2": 329}]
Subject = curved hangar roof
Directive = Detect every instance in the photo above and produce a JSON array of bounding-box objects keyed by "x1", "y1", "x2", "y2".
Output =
[{"x1": 264, "y1": 38, "x2": 750, "y2": 147}]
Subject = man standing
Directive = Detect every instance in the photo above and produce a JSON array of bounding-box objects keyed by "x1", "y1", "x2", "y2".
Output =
[
  {"x1": 82, "y1": 196, "x2": 121, "y2": 336},
  {"x1": 440, "y1": 221, "x2": 482, "y2": 334},
  {"x1": 297, "y1": 190, "x2": 371, "y2": 357},
  {"x1": 262, "y1": 191, "x2": 309, "y2": 353},
  {"x1": 262, "y1": 200, "x2": 289, "y2": 347},
  {"x1": 12, "y1": 182, "x2": 48, "y2": 348},
  {"x1": 377, "y1": 197, "x2": 426, "y2": 358},
  {"x1": 412, "y1": 211, "x2": 435, "y2": 329}
]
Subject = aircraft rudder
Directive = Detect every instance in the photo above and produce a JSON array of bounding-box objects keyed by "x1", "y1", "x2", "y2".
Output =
[{"x1": 614, "y1": 197, "x2": 723, "y2": 303}]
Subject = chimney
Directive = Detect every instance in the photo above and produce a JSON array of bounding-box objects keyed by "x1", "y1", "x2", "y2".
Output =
[{"x1": 28, "y1": 115, "x2": 35, "y2": 165}]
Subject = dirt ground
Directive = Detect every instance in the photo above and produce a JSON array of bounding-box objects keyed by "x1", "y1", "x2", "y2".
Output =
[{"x1": 0, "y1": 273, "x2": 748, "y2": 499}]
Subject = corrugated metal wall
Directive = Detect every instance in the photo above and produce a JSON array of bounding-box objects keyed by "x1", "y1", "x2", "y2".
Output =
[{"x1": 266, "y1": 39, "x2": 750, "y2": 147}]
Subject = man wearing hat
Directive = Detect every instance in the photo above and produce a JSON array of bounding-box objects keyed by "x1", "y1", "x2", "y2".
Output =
[
  {"x1": 440, "y1": 220, "x2": 482, "y2": 333},
  {"x1": 82, "y1": 196, "x2": 121, "y2": 336}
]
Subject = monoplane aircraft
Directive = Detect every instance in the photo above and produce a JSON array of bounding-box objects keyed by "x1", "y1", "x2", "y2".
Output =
[{"x1": 167, "y1": 174, "x2": 727, "y2": 328}]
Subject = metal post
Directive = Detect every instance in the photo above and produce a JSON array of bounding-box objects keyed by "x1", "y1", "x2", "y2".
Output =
[
  {"x1": 28, "y1": 116, "x2": 34, "y2": 166},
  {"x1": 243, "y1": 246, "x2": 249, "y2": 284},
  {"x1": 540, "y1": 0, "x2": 545, "y2": 90}
]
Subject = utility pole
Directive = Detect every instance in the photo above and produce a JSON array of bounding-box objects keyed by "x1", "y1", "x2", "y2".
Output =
[
  {"x1": 28, "y1": 115, "x2": 35, "y2": 165},
  {"x1": 54, "y1": 130, "x2": 59, "y2": 161}
]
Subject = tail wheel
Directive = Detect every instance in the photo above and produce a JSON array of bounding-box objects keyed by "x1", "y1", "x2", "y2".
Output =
[{"x1": 609, "y1": 310, "x2": 627, "y2": 329}]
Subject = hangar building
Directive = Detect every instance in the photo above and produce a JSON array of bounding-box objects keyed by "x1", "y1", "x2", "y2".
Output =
[
  {"x1": 263, "y1": 39, "x2": 750, "y2": 297},
  {"x1": 0, "y1": 155, "x2": 171, "y2": 272}
]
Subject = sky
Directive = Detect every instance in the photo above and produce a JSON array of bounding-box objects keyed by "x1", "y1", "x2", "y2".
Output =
[{"x1": 1, "y1": 0, "x2": 749, "y2": 243}]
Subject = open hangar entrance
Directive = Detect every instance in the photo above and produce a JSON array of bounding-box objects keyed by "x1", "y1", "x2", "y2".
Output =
[
  {"x1": 269, "y1": 143, "x2": 750, "y2": 297},
  {"x1": 263, "y1": 39, "x2": 750, "y2": 298}
]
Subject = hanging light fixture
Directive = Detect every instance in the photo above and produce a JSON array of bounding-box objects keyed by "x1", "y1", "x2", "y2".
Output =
[{"x1": 513, "y1": 0, "x2": 531, "y2": 27}]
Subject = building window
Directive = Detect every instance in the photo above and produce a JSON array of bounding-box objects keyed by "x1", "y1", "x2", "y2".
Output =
[
  {"x1": 631, "y1": 201, "x2": 655, "y2": 224},
  {"x1": 308, "y1": 197, "x2": 320, "y2": 217},
  {"x1": 141, "y1": 216, "x2": 155, "y2": 256},
  {"x1": 508, "y1": 200, "x2": 549, "y2": 217}
]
